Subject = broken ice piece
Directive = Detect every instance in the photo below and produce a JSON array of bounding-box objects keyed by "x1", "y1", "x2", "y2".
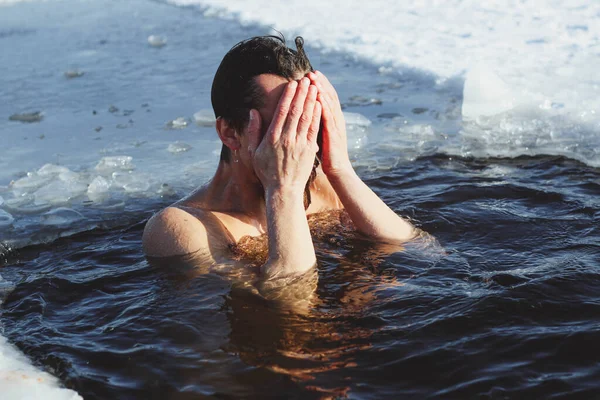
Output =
[
  {"x1": 9, "y1": 111, "x2": 44, "y2": 123},
  {"x1": 0, "y1": 195, "x2": 3, "y2": 207},
  {"x1": 124, "y1": 181, "x2": 150, "y2": 193},
  {"x1": 0, "y1": 209, "x2": 14, "y2": 228},
  {"x1": 193, "y1": 109, "x2": 216, "y2": 127},
  {"x1": 168, "y1": 142, "x2": 192, "y2": 153},
  {"x1": 12, "y1": 173, "x2": 51, "y2": 191},
  {"x1": 87, "y1": 176, "x2": 111, "y2": 202},
  {"x1": 37, "y1": 164, "x2": 71, "y2": 177},
  {"x1": 64, "y1": 69, "x2": 84, "y2": 79},
  {"x1": 148, "y1": 35, "x2": 167, "y2": 48},
  {"x1": 88, "y1": 176, "x2": 110, "y2": 195},
  {"x1": 343, "y1": 112, "x2": 372, "y2": 127},
  {"x1": 166, "y1": 117, "x2": 188, "y2": 129},
  {"x1": 95, "y1": 156, "x2": 134, "y2": 173},
  {"x1": 343, "y1": 112, "x2": 370, "y2": 150},
  {"x1": 111, "y1": 171, "x2": 134, "y2": 188},
  {"x1": 34, "y1": 179, "x2": 87, "y2": 205},
  {"x1": 111, "y1": 172, "x2": 150, "y2": 193},
  {"x1": 40, "y1": 207, "x2": 84, "y2": 226},
  {"x1": 8, "y1": 201, "x2": 53, "y2": 215}
]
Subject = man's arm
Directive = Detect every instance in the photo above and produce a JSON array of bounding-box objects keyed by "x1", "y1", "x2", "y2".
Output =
[
  {"x1": 308, "y1": 71, "x2": 415, "y2": 242},
  {"x1": 247, "y1": 78, "x2": 322, "y2": 279}
]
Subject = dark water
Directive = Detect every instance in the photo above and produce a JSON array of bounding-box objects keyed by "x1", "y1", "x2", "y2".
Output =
[
  {"x1": 1, "y1": 154, "x2": 599, "y2": 399},
  {"x1": 1, "y1": 0, "x2": 600, "y2": 398}
]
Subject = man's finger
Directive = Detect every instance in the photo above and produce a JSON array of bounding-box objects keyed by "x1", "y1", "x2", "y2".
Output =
[
  {"x1": 307, "y1": 101, "x2": 322, "y2": 147},
  {"x1": 310, "y1": 75, "x2": 333, "y2": 110},
  {"x1": 282, "y1": 77, "x2": 310, "y2": 140},
  {"x1": 311, "y1": 71, "x2": 339, "y2": 103},
  {"x1": 315, "y1": 70, "x2": 336, "y2": 93},
  {"x1": 297, "y1": 84, "x2": 318, "y2": 140},
  {"x1": 317, "y1": 92, "x2": 334, "y2": 127},
  {"x1": 269, "y1": 80, "x2": 298, "y2": 142},
  {"x1": 246, "y1": 109, "x2": 262, "y2": 155}
]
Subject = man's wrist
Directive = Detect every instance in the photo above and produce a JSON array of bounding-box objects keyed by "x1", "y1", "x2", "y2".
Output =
[
  {"x1": 265, "y1": 185, "x2": 305, "y2": 205},
  {"x1": 325, "y1": 164, "x2": 357, "y2": 185}
]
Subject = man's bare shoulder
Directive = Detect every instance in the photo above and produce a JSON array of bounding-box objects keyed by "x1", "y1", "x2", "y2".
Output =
[{"x1": 142, "y1": 206, "x2": 213, "y2": 258}]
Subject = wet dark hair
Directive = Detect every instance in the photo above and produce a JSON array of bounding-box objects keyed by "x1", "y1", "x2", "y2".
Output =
[{"x1": 211, "y1": 35, "x2": 314, "y2": 162}]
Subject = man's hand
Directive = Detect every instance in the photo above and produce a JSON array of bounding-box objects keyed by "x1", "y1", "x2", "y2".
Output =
[
  {"x1": 307, "y1": 70, "x2": 353, "y2": 178},
  {"x1": 246, "y1": 77, "x2": 322, "y2": 279},
  {"x1": 248, "y1": 77, "x2": 322, "y2": 195},
  {"x1": 308, "y1": 71, "x2": 416, "y2": 242}
]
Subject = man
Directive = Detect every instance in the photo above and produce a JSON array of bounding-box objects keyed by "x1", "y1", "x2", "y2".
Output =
[{"x1": 142, "y1": 36, "x2": 415, "y2": 279}]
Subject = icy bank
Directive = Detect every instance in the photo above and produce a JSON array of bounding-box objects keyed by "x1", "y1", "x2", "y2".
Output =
[{"x1": 167, "y1": 0, "x2": 600, "y2": 166}]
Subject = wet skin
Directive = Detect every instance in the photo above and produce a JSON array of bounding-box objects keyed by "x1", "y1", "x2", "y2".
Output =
[{"x1": 142, "y1": 71, "x2": 416, "y2": 280}]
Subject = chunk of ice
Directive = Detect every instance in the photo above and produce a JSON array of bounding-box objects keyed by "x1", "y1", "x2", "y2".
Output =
[
  {"x1": 59, "y1": 170, "x2": 81, "y2": 182},
  {"x1": 193, "y1": 109, "x2": 216, "y2": 127},
  {"x1": 9, "y1": 111, "x2": 44, "y2": 123},
  {"x1": 168, "y1": 142, "x2": 192, "y2": 153},
  {"x1": 0, "y1": 209, "x2": 14, "y2": 229},
  {"x1": 11, "y1": 173, "x2": 52, "y2": 196},
  {"x1": 344, "y1": 112, "x2": 370, "y2": 150},
  {"x1": 88, "y1": 176, "x2": 110, "y2": 194},
  {"x1": 64, "y1": 69, "x2": 84, "y2": 79},
  {"x1": 111, "y1": 172, "x2": 150, "y2": 193},
  {"x1": 33, "y1": 178, "x2": 87, "y2": 205},
  {"x1": 9, "y1": 202, "x2": 53, "y2": 215},
  {"x1": 0, "y1": 195, "x2": 3, "y2": 207},
  {"x1": 166, "y1": 117, "x2": 189, "y2": 129},
  {"x1": 40, "y1": 207, "x2": 84, "y2": 226},
  {"x1": 344, "y1": 112, "x2": 372, "y2": 127},
  {"x1": 3, "y1": 195, "x2": 52, "y2": 214},
  {"x1": 148, "y1": 35, "x2": 167, "y2": 47},
  {"x1": 111, "y1": 171, "x2": 135, "y2": 188},
  {"x1": 124, "y1": 181, "x2": 150, "y2": 193},
  {"x1": 37, "y1": 164, "x2": 71, "y2": 177},
  {"x1": 95, "y1": 156, "x2": 134, "y2": 174},
  {"x1": 87, "y1": 176, "x2": 111, "y2": 203}
]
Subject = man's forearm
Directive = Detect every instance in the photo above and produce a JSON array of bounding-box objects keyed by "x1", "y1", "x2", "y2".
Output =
[
  {"x1": 261, "y1": 187, "x2": 317, "y2": 278},
  {"x1": 328, "y1": 168, "x2": 415, "y2": 242}
]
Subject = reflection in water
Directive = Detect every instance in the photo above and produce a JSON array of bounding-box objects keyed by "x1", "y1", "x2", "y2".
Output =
[{"x1": 149, "y1": 210, "x2": 442, "y2": 397}]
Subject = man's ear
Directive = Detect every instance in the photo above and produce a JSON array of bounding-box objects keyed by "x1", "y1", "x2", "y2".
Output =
[{"x1": 216, "y1": 117, "x2": 240, "y2": 151}]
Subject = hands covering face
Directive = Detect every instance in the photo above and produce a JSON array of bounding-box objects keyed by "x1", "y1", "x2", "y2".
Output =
[
  {"x1": 247, "y1": 77, "x2": 322, "y2": 194},
  {"x1": 247, "y1": 71, "x2": 351, "y2": 194}
]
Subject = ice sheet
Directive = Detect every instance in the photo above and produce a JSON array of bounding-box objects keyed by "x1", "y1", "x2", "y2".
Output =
[
  {"x1": 167, "y1": 0, "x2": 600, "y2": 165},
  {"x1": 0, "y1": 335, "x2": 83, "y2": 400}
]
